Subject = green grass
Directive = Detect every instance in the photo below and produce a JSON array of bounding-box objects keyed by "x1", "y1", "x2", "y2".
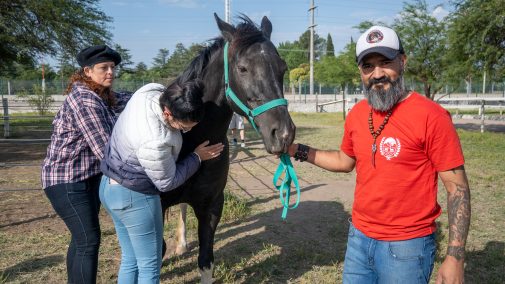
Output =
[
  {"x1": 256, "y1": 112, "x2": 505, "y2": 283},
  {"x1": 0, "y1": 112, "x2": 54, "y2": 139},
  {"x1": 1, "y1": 112, "x2": 504, "y2": 283}
]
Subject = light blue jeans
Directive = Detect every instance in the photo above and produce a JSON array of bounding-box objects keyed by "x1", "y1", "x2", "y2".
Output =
[
  {"x1": 99, "y1": 176, "x2": 163, "y2": 284},
  {"x1": 343, "y1": 221, "x2": 436, "y2": 284}
]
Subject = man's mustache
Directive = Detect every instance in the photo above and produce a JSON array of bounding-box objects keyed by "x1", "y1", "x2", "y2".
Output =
[{"x1": 367, "y1": 77, "x2": 393, "y2": 89}]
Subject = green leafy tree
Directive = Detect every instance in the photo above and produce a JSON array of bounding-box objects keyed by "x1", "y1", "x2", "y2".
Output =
[
  {"x1": 354, "y1": 21, "x2": 388, "y2": 33},
  {"x1": 289, "y1": 63, "x2": 310, "y2": 84},
  {"x1": 326, "y1": 33, "x2": 335, "y2": 57},
  {"x1": 113, "y1": 44, "x2": 134, "y2": 77},
  {"x1": 152, "y1": 48, "x2": 170, "y2": 68},
  {"x1": 278, "y1": 41, "x2": 306, "y2": 82},
  {"x1": 151, "y1": 48, "x2": 170, "y2": 78},
  {"x1": 297, "y1": 30, "x2": 327, "y2": 61},
  {"x1": 16, "y1": 85, "x2": 55, "y2": 115},
  {"x1": 315, "y1": 55, "x2": 338, "y2": 85},
  {"x1": 134, "y1": 62, "x2": 149, "y2": 79},
  {"x1": 335, "y1": 42, "x2": 361, "y2": 92},
  {"x1": 446, "y1": 0, "x2": 505, "y2": 94},
  {"x1": 0, "y1": 0, "x2": 112, "y2": 75},
  {"x1": 392, "y1": 0, "x2": 447, "y2": 99},
  {"x1": 278, "y1": 30, "x2": 326, "y2": 83},
  {"x1": 165, "y1": 43, "x2": 205, "y2": 79},
  {"x1": 55, "y1": 54, "x2": 78, "y2": 92}
]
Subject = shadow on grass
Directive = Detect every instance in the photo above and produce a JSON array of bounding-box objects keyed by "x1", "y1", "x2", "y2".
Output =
[
  {"x1": 0, "y1": 213, "x2": 57, "y2": 228},
  {"x1": 161, "y1": 200, "x2": 349, "y2": 283},
  {"x1": 433, "y1": 222, "x2": 504, "y2": 283},
  {"x1": 465, "y1": 241, "x2": 505, "y2": 283},
  {"x1": 0, "y1": 255, "x2": 64, "y2": 282},
  {"x1": 453, "y1": 122, "x2": 505, "y2": 133}
]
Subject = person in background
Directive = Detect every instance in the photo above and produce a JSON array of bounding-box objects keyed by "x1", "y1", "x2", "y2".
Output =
[
  {"x1": 99, "y1": 77, "x2": 224, "y2": 283},
  {"x1": 287, "y1": 26, "x2": 471, "y2": 284},
  {"x1": 229, "y1": 112, "x2": 246, "y2": 147},
  {"x1": 41, "y1": 44, "x2": 130, "y2": 284}
]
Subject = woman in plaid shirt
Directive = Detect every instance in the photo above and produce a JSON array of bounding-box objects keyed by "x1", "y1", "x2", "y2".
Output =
[{"x1": 41, "y1": 45, "x2": 129, "y2": 284}]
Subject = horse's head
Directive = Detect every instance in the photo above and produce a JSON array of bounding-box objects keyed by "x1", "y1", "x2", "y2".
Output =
[{"x1": 214, "y1": 13, "x2": 296, "y2": 154}]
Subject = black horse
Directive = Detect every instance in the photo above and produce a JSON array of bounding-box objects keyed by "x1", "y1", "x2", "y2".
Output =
[{"x1": 160, "y1": 14, "x2": 295, "y2": 283}]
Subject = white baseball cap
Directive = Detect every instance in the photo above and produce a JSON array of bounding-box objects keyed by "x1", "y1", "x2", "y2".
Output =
[{"x1": 356, "y1": 25, "x2": 404, "y2": 65}]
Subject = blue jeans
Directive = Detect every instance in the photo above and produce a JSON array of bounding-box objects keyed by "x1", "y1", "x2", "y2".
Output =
[
  {"x1": 343, "y1": 221, "x2": 436, "y2": 284},
  {"x1": 99, "y1": 176, "x2": 163, "y2": 284},
  {"x1": 44, "y1": 174, "x2": 102, "y2": 284}
]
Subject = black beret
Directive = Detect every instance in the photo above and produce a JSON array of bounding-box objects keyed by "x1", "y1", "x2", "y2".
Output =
[{"x1": 76, "y1": 45, "x2": 122, "y2": 67}]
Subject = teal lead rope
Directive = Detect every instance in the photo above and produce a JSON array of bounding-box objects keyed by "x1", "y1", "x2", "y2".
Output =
[
  {"x1": 223, "y1": 42, "x2": 300, "y2": 220},
  {"x1": 273, "y1": 154, "x2": 301, "y2": 220}
]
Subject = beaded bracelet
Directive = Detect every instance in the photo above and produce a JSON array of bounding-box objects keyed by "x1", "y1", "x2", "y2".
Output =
[{"x1": 294, "y1": 143, "x2": 310, "y2": 162}]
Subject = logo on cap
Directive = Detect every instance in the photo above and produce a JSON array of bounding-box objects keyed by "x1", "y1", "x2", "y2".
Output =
[{"x1": 366, "y1": 30, "x2": 384, "y2": 44}]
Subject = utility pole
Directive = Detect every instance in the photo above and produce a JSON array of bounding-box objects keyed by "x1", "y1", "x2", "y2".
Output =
[
  {"x1": 225, "y1": 0, "x2": 231, "y2": 23},
  {"x1": 309, "y1": 0, "x2": 317, "y2": 111}
]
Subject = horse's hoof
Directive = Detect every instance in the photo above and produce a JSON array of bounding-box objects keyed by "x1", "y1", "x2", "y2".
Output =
[{"x1": 175, "y1": 244, "x2": 188, "y2": 255}]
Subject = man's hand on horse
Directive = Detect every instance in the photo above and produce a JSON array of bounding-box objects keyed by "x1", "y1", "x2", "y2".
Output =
[{"x1": 194, "y1": 140, "x2": 225, "y2": 161}]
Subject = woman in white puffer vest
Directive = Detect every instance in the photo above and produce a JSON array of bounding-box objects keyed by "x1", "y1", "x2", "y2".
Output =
[{"x1": 99, "y1": 77, "x2": 224, "y2": 283}]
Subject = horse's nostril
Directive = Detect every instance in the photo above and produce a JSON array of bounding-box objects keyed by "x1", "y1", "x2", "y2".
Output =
[{"x1": 271, "y1": 128, "x2": 277, "y2": 139}]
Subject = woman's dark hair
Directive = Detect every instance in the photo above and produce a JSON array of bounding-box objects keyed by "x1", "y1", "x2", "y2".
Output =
[{"x1": 159, "y1": 77, "x2": 205, "y2": 123}]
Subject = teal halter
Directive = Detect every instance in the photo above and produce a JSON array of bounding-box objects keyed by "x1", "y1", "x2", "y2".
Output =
[
  {"x1": 223, "y1": 42, "x2": 288, "y2": 133},
  {"x1": 223, "y1": 42, "x2": 300, "y2": 220}
]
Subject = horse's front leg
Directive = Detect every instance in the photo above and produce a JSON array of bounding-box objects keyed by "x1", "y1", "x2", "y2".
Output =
[
  {"x1": 160, "y1": 203, "x2": 188, "y2": 259},
  {"x1": 175, "y1": 203, "x2": 188, "y2": 255},
  {"x1": 194, "y1": 193, "x2": 224, "y2": 284}
]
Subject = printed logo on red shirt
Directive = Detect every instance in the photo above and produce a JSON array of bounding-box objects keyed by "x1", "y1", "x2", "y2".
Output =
[{"x1": 379, "y1": 137, "x2": 401, "y2": 160}]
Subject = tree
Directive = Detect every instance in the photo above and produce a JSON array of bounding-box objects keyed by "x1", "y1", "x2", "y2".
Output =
[
  {"x1": 392, "y1": 0, "x2": 447, "y2": 99},
  {"x1": 165, "y1": 43, "x2": 205, "y2": 79},
  {"x1": 150, "y1": 48, "x2": 170, "y2": 78},
  {"x1": 152, "y1": 48, "x2": 169, "y2": 67},
  {"x1": 113, "y1": 44, "x2": 134, "y2": 77},
  {"x1": 297, "y1": 30, "x2": 327, "y2": 60},
  {"x1": 289, "y1": 63, "x2": 310, "y2": 85},
  {"x1": 446, "y1": 0, "x2": 505, "y2": 94},
  {"x1": 0, "y1": 0, "x2": 112, "y2": 75},
  {"x1": 315, "y1": 56, "x2": 339, "y2": 85},
  {"x1": 278, "y1": 41, "x2": 307, "y2": 82},
  {"x1": 135, "y1": 62, "x2": 148, "y2": 74},
  {"x1": 16, "y1": 85, "x2": 55, "y2": 115},
  {"x1": 278, "y1": 30, "x2": 326, "y2": 83},
  {"x1": 334, "y1": 42, "x2": 361, "y2": 93},
  {"x1": 55, "y1": 54, "x2": 78, "y2": 90},
  {"x1": 326, "y1": 33, "x2": 335, "y2": 57}
]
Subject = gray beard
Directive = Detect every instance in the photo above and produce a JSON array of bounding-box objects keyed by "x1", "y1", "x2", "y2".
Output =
[{"x1": 363, "y1": 75, "x2": 405, "y2": 112}]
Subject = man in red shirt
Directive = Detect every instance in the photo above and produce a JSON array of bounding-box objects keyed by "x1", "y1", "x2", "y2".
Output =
[{"x1": 288, "y1": 26, "x2": 470, "y2": 284}]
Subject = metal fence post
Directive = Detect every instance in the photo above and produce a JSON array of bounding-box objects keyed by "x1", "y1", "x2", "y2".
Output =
[{"x1": 2, "y1": 98, "x2": 10, "y2": 138}]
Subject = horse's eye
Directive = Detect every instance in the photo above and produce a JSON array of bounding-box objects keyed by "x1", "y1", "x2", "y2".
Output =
[{"x1": 237, "y1": 65, "x2": 247, "y2": 73}]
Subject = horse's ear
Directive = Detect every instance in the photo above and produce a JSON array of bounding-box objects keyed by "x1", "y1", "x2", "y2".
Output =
[
  {"x1": 214, "y1": 13, "x2": 235, "y2": 42},
  {"x1": 261, "y1": 16, "x2": 272, "y2": 39}
]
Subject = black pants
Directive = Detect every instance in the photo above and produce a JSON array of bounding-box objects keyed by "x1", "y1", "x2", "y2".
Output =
[{"x1": 44, "y1": 175, "x2": 102, "y2": 284}]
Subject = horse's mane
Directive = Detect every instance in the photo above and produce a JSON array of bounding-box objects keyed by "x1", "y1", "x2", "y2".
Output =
[{"x1": 176, "y1": 14, "x2": 267, "y2": 84}]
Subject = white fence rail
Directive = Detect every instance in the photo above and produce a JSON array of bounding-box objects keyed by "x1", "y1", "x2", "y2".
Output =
[{"x1": 2, "y1": 95, "x2": 505, "y2": 138}]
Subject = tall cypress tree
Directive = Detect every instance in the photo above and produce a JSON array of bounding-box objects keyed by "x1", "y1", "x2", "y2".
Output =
[{"x1": 326, "y1": 33, "x2": 335, "y2": 57}]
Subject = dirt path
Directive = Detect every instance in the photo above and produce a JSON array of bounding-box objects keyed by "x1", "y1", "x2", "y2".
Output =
[{"x1": 1, "y1": 118, "x2": 503, "y2": 282}]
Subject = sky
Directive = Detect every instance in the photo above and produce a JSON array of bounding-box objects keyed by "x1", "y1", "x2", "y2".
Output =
[{"x1": 94, "y1": 0, "x2": 451, "y2": 68}]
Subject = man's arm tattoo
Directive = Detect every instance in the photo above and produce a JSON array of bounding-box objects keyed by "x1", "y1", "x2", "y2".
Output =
[{"x1": 447, "y1": 184, "x2": 471, "y2": 260}]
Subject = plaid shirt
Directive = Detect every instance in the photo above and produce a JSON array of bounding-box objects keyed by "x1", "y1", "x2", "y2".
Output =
[{"x1": 41, "y1": 82, "x2": 132, "y2": 189}]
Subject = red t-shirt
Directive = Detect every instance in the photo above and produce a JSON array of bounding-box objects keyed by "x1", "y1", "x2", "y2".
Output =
[{"x1": 341, "y1": 92, "x2": 464, "y2": 240}]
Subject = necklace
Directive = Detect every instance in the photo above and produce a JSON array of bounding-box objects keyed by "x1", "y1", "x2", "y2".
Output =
[{"x1": 368, "y1": 109, "x2": 392, "y2": 168}]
